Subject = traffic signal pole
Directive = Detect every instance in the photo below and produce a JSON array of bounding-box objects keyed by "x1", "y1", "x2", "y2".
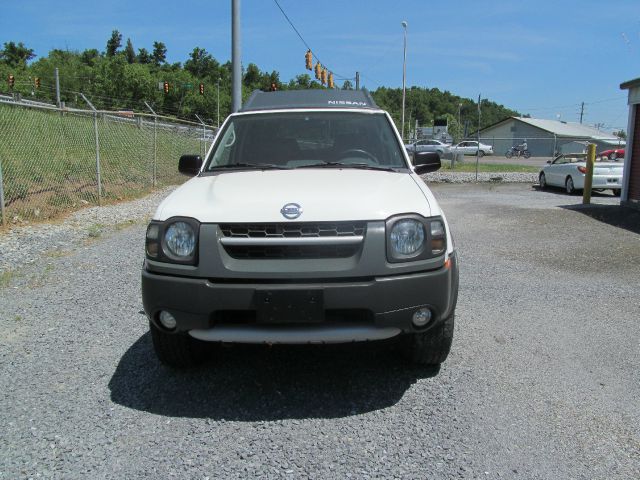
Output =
[{"x1": 231, "y1": 0, "x2": 241, "y2": 112}]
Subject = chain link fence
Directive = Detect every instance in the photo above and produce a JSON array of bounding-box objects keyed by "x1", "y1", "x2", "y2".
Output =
[{"x1": 0, "y1": 98, "x2": 215, "y2": 226}]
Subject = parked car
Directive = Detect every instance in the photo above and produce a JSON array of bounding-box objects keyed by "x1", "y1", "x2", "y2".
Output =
[
  {"x1": 538, "y1": 153, "x2": 624, "y2": 195},
  {"x1": 142, "y1": 89, "x2": 459, "y2": 368},
  {"x1": 597, "y1": 148, "x2": 625, "y2": 160},
  {"x1": 405, "y1": 139, "x2": 450, "y2": 156},
  {"x1": 450, "y1": 141, "x2": 493, "y2": 156}
]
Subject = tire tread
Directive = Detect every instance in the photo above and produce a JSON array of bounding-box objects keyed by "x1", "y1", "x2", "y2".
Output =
[{"x1": 150, "y1": 321, "x2": 210, "y2": 368}]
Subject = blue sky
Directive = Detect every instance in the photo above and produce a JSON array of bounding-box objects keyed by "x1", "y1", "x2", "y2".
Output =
[{"x1": 2, "y1": 0, "x2": 639, "y2": 132}]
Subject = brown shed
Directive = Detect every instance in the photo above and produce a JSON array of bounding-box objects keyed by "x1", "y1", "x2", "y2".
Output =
[{"x1": 620, "y1": 77, "x2": 640, "y2": 209}]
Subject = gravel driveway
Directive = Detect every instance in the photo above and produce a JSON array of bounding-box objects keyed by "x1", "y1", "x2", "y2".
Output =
[{"x1": 1, "y1": 182, "x2": 638, "y2": 479}]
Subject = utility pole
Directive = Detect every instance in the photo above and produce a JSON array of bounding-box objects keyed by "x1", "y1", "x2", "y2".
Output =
[
  {"x1": 355, "y1": 72, "x2": 360, "y2": 91},
  {"x1": 580, "y1": 102, "x2": 584, "y2": 124},
  {"x1": 401, "y1": 21, "x2": 408, "y2": 141},
  {"x1": 231, "y1": 0, "x2": 241, "y2": 113},
  {"x1": 475, "y1": 94, "x2": 481, "y2": 182},
  {"x1": 217, "y1": 78, "x2": 221, "y2": 127},
  {"x1": 457, "y1": 103, "x2": 462, "y2": 141},
  {"x1": 55, "y1": 68, "x2": 61, "y2": 107}
]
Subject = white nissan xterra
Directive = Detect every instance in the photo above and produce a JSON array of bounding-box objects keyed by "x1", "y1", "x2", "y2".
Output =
[{"x1": 142, "y1": 90, "x2": 458, "y2": 368}]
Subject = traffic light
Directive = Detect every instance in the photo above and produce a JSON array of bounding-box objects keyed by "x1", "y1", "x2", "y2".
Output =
[
  {"x1": 305, "y1": 50, "x2": 313, "y2": 70},
  {"x1": 8, "y1": 74, "x2": 15, "y2": 89},
  {"x1": 270, "y1": 82, "x2": 277, "y2": 92},
  {"x1": 314, "y1": 61, "x2": 321, "y2": 80},
  {"x1": 328, "y1": 72, "x2": 334, "y2": 89},
  {"x1": 199, "y1": 83, "x2": 204, "y2": 95},
  {"x1": 34, "y1": 77, "x2": 41, "y2": 89},
  {"x1": 163, "y1": 81, "x2": 169, "y2": 94},
  {"x1": 321, "y1": 68, "x2": 327, "y2": 85}
]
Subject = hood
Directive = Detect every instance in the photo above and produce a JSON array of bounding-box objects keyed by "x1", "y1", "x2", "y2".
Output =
[{"x1": 155, "y1": 169, "x2": 435, "y2": 223}]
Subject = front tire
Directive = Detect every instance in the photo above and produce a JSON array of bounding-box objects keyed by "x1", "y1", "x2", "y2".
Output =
[
  {"x1": 150, "y1": 321, "x2": 211, "y2": 368},
  {"x1": 400, "y1": 314, "x2": 455, "y2": 366},
  {"x1": 539, "y1": 172, "x2": 547, "y2": 189},
  {"x1": 613, "y1": 189, "x2": 621, "y2": 197},
  {"x1": 565, "y1": 176, "x2": 576, "y2": 195},
  {"x1": 505, "y1": 150, "x2": 513, "y2": 158}
]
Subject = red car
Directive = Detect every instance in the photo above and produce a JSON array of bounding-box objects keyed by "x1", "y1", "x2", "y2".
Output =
[{"x1": 598, "y1": 148, "x2": 625, "y2": 160}]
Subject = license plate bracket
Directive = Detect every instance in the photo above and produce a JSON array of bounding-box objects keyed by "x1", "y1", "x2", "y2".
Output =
[{"x1": 255, "y1": 290, "x2": 324, "y2": 323}]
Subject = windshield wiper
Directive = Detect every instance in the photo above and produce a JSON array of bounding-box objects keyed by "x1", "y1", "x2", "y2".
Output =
[
  {"x1": 209, "y1": 162, "x2": 290, "y2": 170},
  {"x1": 295, "y1": 162, "x2": 398, "y2": 172}
]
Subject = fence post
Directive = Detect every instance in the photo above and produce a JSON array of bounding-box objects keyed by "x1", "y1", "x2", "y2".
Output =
[
  {"x1": 195, "y1": 114, "x2": 207, "y2": 158},
  {"x1": 144, "y1": 102, "x2": 158, "y2": 188},
  {"x1": 80, "y1": 93, "x2": 102, "y2": 205},
  {"x1": 0, "y1": 158, "x2": 6, "y2": 227},
  {"x1": 93, "y1": 113, "x2": 102, "y2": 205}
]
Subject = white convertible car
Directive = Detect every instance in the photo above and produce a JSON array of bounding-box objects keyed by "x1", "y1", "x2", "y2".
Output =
[{"x1": 539, "y1": 153, "x2": 624, "y2": 196}]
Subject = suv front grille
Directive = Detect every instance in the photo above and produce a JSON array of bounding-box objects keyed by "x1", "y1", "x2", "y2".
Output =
[
  {"x1": 219, "y1": 222, "x2": 366, "y2": 259},
  {"x1": 223, "y1": 243, "x2": 360, "y2": 259},
  {"x1": 220, "y1": 222, "x2": 366, "y2": 239}
]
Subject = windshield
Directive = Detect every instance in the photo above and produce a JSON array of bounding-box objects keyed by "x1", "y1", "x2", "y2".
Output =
[{"x1": 204, "y1": 111, "x2": 408, "y2": 171}]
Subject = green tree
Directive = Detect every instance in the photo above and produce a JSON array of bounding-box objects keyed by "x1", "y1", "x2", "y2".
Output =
[
  {"x1": 106, "y1": 30, "x2": 122, "y2": 57},
  {"x1": 0, "y1": 41, "x2": 36, "y2": 67},
  {"x1": 342, "y1": 80, "x2": 353, "y2": 90},
  {"x1": 124, "y1": 38, "x2": 136, "y2": 64},
  {"x1": 152, "y1": 41, "x2": 167, "y2": 65},
  {"x1": 243, "y1": 63, "x2": 261, "y2": 88},
  {"x1": 80, "y1": 48, "x2": 100, "y2": 66},
  {"x1": 184, "y1": 47, "x2": 218, "y2": 78},
  {"x1": 137, "y1": 48, "x2": 151, "y2": 64}
]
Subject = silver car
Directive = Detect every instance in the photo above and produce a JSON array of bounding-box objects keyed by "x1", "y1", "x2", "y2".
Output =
[
  {"x1": 450, "y1": 141, "x2": 493, "y2": 156},
  {"x1": 405, "y1": 139, "x2": 450, "y2": 156}
]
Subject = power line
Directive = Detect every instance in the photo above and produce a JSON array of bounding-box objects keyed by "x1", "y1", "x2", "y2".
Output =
[{"x1": 272, "y1": 0, "x2": 350, "y2": 80}]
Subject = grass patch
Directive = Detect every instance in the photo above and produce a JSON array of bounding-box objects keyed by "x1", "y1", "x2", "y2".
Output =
[
  {"x1": 0, "y1": 270, "x2": 18, "y2": 288},
  {"x1": 87, "y1": 223, "x2": 104, "y2": 238},
  {"x1": 442, "y1": 160, "x2": 539, "y2": 173}
]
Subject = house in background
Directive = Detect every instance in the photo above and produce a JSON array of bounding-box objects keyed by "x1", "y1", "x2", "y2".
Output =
[
  {"x1": 475, "y1": 117, "x2": 624, "y2": 157},
  {"x1": 620, "y1": 78, "x2": 640, "y2": 210}
]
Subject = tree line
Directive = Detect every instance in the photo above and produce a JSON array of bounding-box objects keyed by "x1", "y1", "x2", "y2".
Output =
[{"x1": 0, "y1": 31, "x2": 519, "y2": 135}]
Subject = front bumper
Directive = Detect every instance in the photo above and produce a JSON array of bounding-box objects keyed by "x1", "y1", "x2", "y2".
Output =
[{"x1": 142, "y1": 252, "x2": 459, "y2": 342}]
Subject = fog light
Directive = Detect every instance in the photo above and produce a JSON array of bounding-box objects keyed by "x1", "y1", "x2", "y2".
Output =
[
  {"x1": 412, "y1": 308, "x2": 432, "y2": 327},
  {"x1": 158, "y1": 310, "x2": 177, "y2": 330}
]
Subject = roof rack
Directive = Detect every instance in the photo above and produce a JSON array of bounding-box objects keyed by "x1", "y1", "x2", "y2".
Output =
[{"x1": 240, "y1": 89, "x2": 379, "y2": 112}]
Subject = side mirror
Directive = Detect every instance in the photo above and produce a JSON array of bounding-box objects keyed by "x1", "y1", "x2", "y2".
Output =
[
  {"x1": 179, "y1": 155, "x2": 203, "y2": 176},
  {"x1": 546, "y1": 160, "x2": 551, "y2": 164},
  {"x1": 413, "y1": 151, "x2": 441, "y2": 175}
]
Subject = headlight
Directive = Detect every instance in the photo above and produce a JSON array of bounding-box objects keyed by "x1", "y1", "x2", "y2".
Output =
[
  {"x1": 386, "y1": 215, "x2": 447, "y2": 263},
  {"x1": 390, "y1": 220, "x2": 425, "y2": 256},
  {"x1": 165, "y1": 221, "x2": 196, "y2": 257},
  {"x1": 145, "y1": 218, "x2": 199, "y2": 265}
]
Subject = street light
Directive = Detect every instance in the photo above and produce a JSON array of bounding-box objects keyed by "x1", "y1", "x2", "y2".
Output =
[{"x1": 401, "y1": 21, "x2": 408, "y2": 142}]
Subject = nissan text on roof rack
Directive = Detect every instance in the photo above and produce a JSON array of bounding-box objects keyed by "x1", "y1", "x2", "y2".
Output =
[{"x1": 142, "y1": 89, "x2": 459, "y2": 368}]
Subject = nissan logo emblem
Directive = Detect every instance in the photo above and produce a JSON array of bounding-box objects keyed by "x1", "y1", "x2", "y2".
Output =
[{"x1": 280, "y1": 203, "x2": 303, "y2": 220}]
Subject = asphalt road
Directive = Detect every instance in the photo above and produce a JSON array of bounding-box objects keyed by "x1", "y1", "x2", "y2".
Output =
[{"x1": 1, "y1": 183, "x2": 639, "y2": 479}]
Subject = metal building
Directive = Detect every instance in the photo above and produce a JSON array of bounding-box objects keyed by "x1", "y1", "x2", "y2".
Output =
[
  {"x1": 475, "y1": 117, "x2": 624, "y2": 158},
  {"x1": 620, "y1": 78, "x2": 640, "y2": 209}
]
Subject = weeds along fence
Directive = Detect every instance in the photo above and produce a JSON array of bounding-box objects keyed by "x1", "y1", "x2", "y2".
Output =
[{"x1": 0, "y1": 98, "x2": 216, "y2": 226}]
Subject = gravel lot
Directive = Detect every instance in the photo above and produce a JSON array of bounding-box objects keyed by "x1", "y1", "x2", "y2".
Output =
[{"x1": 1, "y1": 181, "x2": 639, "y2": 479}]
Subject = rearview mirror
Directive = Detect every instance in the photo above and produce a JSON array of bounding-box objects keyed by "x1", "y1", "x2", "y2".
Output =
[
  {"x1": 179, "y1": 155, "x2": 203, "y2": 176},
  {"x1": 413, "y1": 151, "x2": 441, "y2": 175}
]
